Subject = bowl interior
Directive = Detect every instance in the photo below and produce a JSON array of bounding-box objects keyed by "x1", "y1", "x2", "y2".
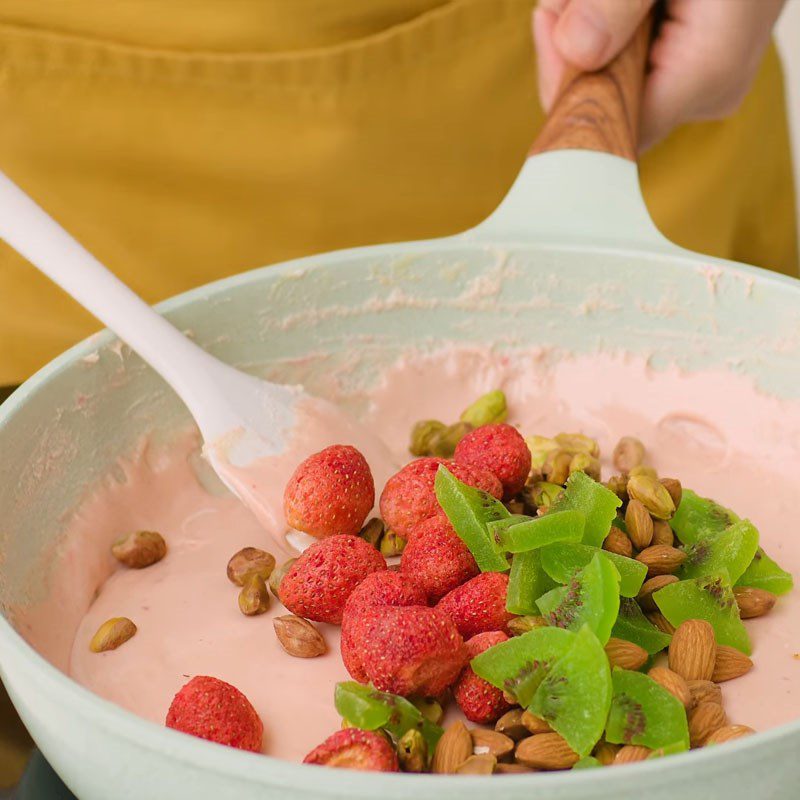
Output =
[{"x1": 1, "y1": 239, "x2": 799, "y2": 795}]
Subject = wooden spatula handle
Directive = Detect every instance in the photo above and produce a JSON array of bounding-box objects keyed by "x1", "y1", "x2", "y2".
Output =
[{"x1": 531, "y1": 15, "x2": 652, "y2": 160}]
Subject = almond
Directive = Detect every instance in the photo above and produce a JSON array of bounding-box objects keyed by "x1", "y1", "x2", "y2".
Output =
[
  {"x1": 651, "y1": 520, "x2": 675, "y2": 547},
  {"x1": 689, "y1": 702, "x2": 727, "y2": 748},
  {"x1": 455, "y1": 754, "x2": 496, "y2": 775},
  {"x1": 660, "y1": 478, "x2": 683, "y2": 509},
  {"x1": 733, "y1": 586, "x2": 777, "y2": 619},
  {"x1": 593, "y1": 741, "x2": 620, "y2": 765},
  {"x1": 515, "y1": 733, "x2": 579, "y2": 770},
  {"x1": 637, "y1": 575, "x2": 679, "y2": 611},
  {"x1": 669, "y1": 619, "x2": 716, "y2": 681},
  {"x1": 432, "y1": 721, "x2": 473, "y2": 774},
  {"x1": 521, "y1": 710, "x2": 553, "y2": 734},
  {"x1": 613, "y1": 745, "x2": 652, "y2": 765},
  {"x1": 272, "y1": 615, "x2": 326, "y2": 658},
  {"x1": 625, "y1": 499, "x2": 654, "y2": 550},
  {"x1": 646, "y1": 611, "x2": 676, "y2": 635},
  {"x1": 712, "y1": 645, "x2": 753, "y2": 682},
  {"x1": 636, "y1": 545, "x2": 686, "y2": 577},
  {"x1": 648, "y1": 666, "x2": 692, "y2": 709},
  {"x1": 495, "y1": 709, "x2": 530, "y2": 741},
  {"x1": 507, "y1": 615, "x2": 548, "y2": 636},
  {"x1": 471, "y1": 729, "x2": 514, "y2": 760},
  {"x1": 605, "y1": 637, "x2": 649, "y2": 670},
  {"x1": 705, "y1": 725, "x2": 755, "y2": 745},
  {"x1": 687, "y1": 679, "x2": 723, "y2": 707},
  {"x1": 612, "y1": 436, "x2": 645, "y2": 474},
  {"x1": 495, "y1": 762, "x2": 534, "y2": 774},
  {"x1": 603, "y1": 528, "x2": 633, "y2": 558}
]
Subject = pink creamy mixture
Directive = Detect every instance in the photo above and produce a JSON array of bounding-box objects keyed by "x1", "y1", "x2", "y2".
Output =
[{"x1": 35, "y1": 348, "x2": 800, "y2": 760}]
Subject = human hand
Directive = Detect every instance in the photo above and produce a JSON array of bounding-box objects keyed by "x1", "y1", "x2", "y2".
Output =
[{"x1": 533, "y1": 0, "x2": 787, "y2": 150}]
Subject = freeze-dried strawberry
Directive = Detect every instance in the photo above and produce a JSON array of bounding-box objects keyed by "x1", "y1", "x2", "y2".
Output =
[
  {"x1": 284, "y1": 445, "x2": 374, "y2": 538},
  {"x1": 280, "y1": 534, "x2": 385, "y2": 624},
  {"x1": 454, "y1": 631, "x2": 512, "y2": 724},
  {"x1": 454, "y1": 423, "x2": 531, "y2": 500},
  {"x1": 303, "y1": 728, "x2": 398, "y2": 771},
  {"x1": 436, "y1": 571, "x2": 515, "y2": 639}
]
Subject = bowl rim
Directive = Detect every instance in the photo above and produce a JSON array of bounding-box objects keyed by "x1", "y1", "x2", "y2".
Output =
[{"x1": 1, "y1": 234, "x2": 799, "y2": 794}]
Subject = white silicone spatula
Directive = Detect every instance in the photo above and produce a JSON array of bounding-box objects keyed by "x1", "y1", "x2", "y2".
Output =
[{"x1": 0, "y1": 172, "x2": 396, "y2": 538}]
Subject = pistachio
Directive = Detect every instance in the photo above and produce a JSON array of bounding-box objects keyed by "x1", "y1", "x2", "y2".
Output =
[
  {"x1": 398, "y1": 729, "x2": 428, "y2": 773},
  {"x1": 627, "y1": 474, "x2": 676, "y2": 520},
  {"x1": 525, "y1": 435, "x2": 560, "y2": 470},
  {"x1": 506, "y1": 499, "x2": 525, "y2": 515},
  {"x1": 568, "y1": 452, "x2": 602, "y2": 481},
  {"x1": 226, "y1": 547, "x2": 276, "y2": 586},
  {"x1": 544, "y1": 450, "x2": 572, "y2": 485},
  {"x1": 273, "y1": 615, "x2": 327, "y2": 658},
  {"x1": 430, "y1": 421, "x2": 473, "y2": 458},
  {"x1": 625, "y1": 499, "x2": 654, "y2": 550},
  {"x1": 269, "y1": 557, "x2": 296, "y2": 600},
  {"x1": 507, "y1": 615, "x2": 548, "y2": 636},
  {"x1": 238, "y1": 574, "x2": 270, "y2": 616},
  {"x1": 359, "y1": 517, "x2": 385, "y2": 549},
  {"x1": 90, "y1": 617, "x2": 137, "y2": 653},
  {"x1": 412, "y1": 697, "x2": 444, "y2": 725},
  {"x1": 460, "y1": 389, "x2": 508, "y2": 427},
  {"x1": 612, "y1": 436, "x2": 645, "y2": 474},
  {"x1": 660, "y1": 478, "x2": 683, "y2": 509},
  {"x1": 380, "y1": 530, "x2": 407, "y2": 557},
  {"x1": 555, "y1": 432, "x2": 600, "y2": 457},
  {"x1": 593, "y1": 741, "x2": 620, "y2": 766},
  {"x1": 629, "y1": 465, "x2": 659, "y2": 480},
  {"x1": 605, "y1": 474, "x2": 629, "y2": 501},
  {"x1": 524, "y1": 481, "x2": 564, "y2": 511},
  {"x1": 409, "y1": 419, "x2": 447, "y2": 456},
  {"x1": 111, "y1": 530, "x2": 167, "y2": 569}
]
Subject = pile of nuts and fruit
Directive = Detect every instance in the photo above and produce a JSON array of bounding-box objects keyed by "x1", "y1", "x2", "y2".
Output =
[{"x1": 92, "y1": 391, "x2": 794, "y2": 773}]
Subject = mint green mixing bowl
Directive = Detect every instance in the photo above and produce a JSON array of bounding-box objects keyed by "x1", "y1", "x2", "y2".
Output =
[{"x1": 0, "y1": 151, "x2": 798, "y2": 798}]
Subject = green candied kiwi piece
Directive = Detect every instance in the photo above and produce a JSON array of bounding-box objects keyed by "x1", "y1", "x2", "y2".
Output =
[
  {"x1": 737, "y1": 547, "x2": 794, "y2": 595},
  {"x1": 334, "y1": 682, "x2": 443, "y2": 753},
  {"x1": 540, "y1": 542, "x2": 647, "y2": 598},
  {"x1": 507, "y1": 549, "x2": 557, "y2": 615},
  {"x1": 460, "y1": 389, "x2": 508, "y2": 427},
  {"x1": 611, "y1": 597, "x2": 672, "y2": 654},
  {"x1": 536, "y1": 553, "x2": 620, "y2": 644},
  {"x1": 653, "y1": 572, "x2": 751, "y2": 654},
  {"x1": 573, "y1": 756, "x2": 602, "y2": 770},
  {"x1": 488, "y1": 510, "x2": 586, "y2": 553},
  {"x1": 680, "y1": 519, "x2": 759, "y2": 584},
  {"x1": 550, "y1": 472, "x2": 622, "y2": 548},
  {"x1": 531, "y1": 625, "x2": 612, "y2": 757},
  {"x1": 471, "y1": 627, "x2": 575, "y2": 707},
  {"x1": 434, "y1": 465, "x2": 510, "y2": 573},
  {"x1": 670, "y1": 489, "x2": 740, "y2": 545},
  {"x1": 605, "y1": 669, "x2": 689, "y2": 752}
]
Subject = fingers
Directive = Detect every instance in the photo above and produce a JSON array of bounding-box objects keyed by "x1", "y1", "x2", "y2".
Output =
[
  {"x1": 638, "y1": 0, "x2": 785, "y2": 150},
  {"x1": 552, "y1": 0, "x2": 655, "y2": 71},
  {"x1": 533, "y1": 0, "x2": 654, "y2": 112}
]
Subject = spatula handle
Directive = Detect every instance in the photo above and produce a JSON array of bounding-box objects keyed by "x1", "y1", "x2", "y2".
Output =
[{"x1": 530, "y1": 15, "x2": 653, "y2": 160}]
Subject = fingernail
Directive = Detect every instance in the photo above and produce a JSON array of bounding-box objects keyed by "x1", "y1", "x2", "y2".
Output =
[{"x1": 557, "y1": 5, "x2": 610, "y2": 66}]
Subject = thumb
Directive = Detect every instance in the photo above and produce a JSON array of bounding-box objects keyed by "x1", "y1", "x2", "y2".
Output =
[{"x1": 552, "y1": 0, "x2": 654, "y2": 71}]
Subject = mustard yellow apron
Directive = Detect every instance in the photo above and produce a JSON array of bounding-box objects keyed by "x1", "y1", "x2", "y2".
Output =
[{"x1": 0, "y1": 0, "x2": 797, "y2": 781}]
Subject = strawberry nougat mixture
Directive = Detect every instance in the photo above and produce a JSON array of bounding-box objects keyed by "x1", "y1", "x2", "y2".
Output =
[{"x1": 59, "y1": 348, "x2": 800, "y2": 766}]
